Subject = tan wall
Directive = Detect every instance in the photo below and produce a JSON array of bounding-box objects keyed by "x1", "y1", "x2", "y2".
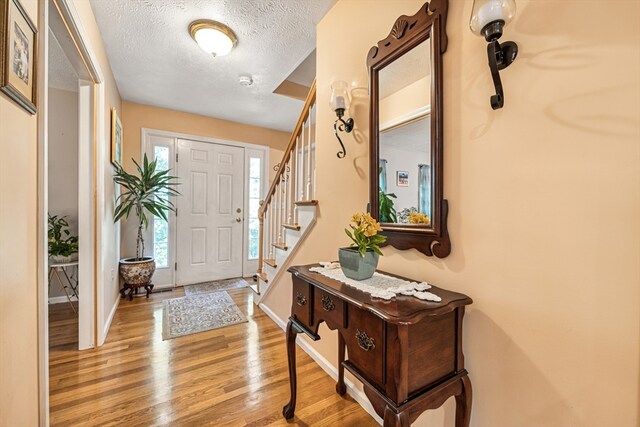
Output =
[
  {"x1": 379, "y1": 75, "x2": 430, "y2": 126},
  {"x1": 119, "y1": 101, "x2": 288, "y2": 259},
  {"x1": 0, "y1": 0, "x2": 40, "y2": 424},
  {"x1": 261, "y1": 1, "x2": 640, "y2": 426},
  {"x1": 0, "y1": 0, "x2": 122, "y2": 423},
  {"x1": 70, "y1": 0, "x2": 123, "y2": 342},
  {"x1": 121, "y1": 101, "x2": 289, "y2": 172}
]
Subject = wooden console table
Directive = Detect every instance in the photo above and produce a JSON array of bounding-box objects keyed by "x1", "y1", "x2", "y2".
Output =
[{"x1": 283, "y1": 264, "x2": 473, "y2": 427}]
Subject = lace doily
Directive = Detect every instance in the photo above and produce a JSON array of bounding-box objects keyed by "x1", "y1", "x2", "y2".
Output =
[{"x1": 309, "y1": 263, "x2": 442, "y2": 302}]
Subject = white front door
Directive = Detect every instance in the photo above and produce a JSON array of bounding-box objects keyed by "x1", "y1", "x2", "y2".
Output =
[{"x1": 176, "y1": 139, "x2": 245, "y2": 285}]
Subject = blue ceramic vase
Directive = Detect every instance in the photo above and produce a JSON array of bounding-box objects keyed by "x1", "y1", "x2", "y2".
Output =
[{"x1": 338, "y1": 247, "x2": 379, "y2": 280}]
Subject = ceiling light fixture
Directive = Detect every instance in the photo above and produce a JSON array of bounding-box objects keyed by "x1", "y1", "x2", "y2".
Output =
[{"x1": 189, "y1": 19, "x2": 237, "y2": 57}]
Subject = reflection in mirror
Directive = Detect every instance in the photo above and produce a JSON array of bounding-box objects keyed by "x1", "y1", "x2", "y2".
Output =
[
  {"x1": 378, "y1": 38, "x2": 432, "y2": 227},
  {"x1": 368, "y1": 0, "x2": 450, "y2": 257}
]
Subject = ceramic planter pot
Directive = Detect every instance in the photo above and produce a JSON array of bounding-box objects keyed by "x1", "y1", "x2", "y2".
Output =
[
  {"x1": 338, "y1": 247, "x2": 379, "y2": 281},
  {"x1": 119, "y1": 257, "x2": 155, "y2": 285}
]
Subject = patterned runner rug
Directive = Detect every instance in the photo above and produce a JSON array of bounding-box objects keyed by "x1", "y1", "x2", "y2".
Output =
[
  {"x1": 183, "y1": 277, "x2": 250, "y2": 296},
  {"x1": 162, "y1": 291, "x2": 247, "y2": 340}
]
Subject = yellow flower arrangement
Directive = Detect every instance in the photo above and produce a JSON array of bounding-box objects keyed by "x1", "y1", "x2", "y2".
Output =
[
  {"x1": 408, "y1": 211, "x2": 430, "y2": 225},
  {"x1": 345, "y1": 212, "x2": 386, "y2": 257}
]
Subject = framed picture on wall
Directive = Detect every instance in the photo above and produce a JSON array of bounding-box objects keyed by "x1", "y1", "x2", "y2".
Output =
[
  {"x1": 0, "y1": 0, "x2": 38, "y2": 114},
  {"x1": 111, "y1": 108, "x2": 122, "y2": 165},
  {"x1": 396, "y1": 171, "x2": 409, "y2": 187}
]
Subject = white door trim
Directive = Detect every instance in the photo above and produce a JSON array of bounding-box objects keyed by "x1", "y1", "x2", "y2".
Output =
[
  {"x1": 141, "y1": 128, "x2": 269, "y2": 285},
  {"x1": 242, "y1": 148, "x2": 268, "y2": 277},
  {"x1": 141, "y1": 127, "x2": 274, "y2": 154},
  {"x1": 38, "y1": 0, "x2": 106, "y2": 422}
]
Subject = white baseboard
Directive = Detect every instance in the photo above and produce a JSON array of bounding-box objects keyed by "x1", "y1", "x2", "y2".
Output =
[
  {"x1": 99, "y1": 296, "x2": 120, "y2": 346},
  {"x1": 258, "y1": 303, "x2": 383, "y2": 425},
  {"x1": 48, "y1": 295, "x2": 78, "y2": 304}
]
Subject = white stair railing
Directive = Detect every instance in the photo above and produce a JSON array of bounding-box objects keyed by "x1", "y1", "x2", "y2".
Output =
[{"x1": 257, "y1": 81, "x2": 316, "y2": 288}]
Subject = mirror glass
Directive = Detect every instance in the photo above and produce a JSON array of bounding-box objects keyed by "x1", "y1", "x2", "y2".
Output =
[{"x1": 377, "y1": 38, "x2": 432, "y2": 227}]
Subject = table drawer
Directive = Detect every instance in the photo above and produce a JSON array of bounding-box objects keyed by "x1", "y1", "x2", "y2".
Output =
[
  {"x1": 291, "y1": 276, "x2": 312, "y2": 327},
  {"x1": 346, "y1": 306, "x2": 384, "y2": 386},
  {"x1": 313, "y1": 287, "x2": 344, "y2": 329}
]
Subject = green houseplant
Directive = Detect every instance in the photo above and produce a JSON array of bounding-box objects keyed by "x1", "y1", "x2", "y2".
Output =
[
  {"x1": 113, "y1": 154, "x2": 179, "y2": 290},
  {"x1": 379, "y1": 190, "x2": 398, "y2": 223},
  {"x1": 339, "y1": 212, "x2": 387, "y2": 280},
  {"x1": 48, "y1": 214, "x2": 79, "y2": 262}
]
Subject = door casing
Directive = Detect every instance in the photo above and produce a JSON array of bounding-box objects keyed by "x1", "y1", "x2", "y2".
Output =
[{"x1": 141, "y1": 128, "x2": 269, "y2": 287}]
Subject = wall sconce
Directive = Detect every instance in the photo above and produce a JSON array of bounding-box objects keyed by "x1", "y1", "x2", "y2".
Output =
[
  {"x1": 470, "y1": 0, "x2": 518, "y2": 109},
  {"x1": 330, "y1": 81, "x2": 354, "y2": 158}
]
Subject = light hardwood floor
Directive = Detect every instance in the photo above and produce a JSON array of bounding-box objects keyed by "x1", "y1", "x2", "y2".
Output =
[{"x1": 49, "y1": 287, "x2": 377, "y2": 426}]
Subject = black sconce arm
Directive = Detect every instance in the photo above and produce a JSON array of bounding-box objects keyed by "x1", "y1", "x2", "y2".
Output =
[
  {"x1": 486, "y1": 39, "x2": 518, "y2": 110},
  {"x1": 333, "y1": 108, "x2": 354, "y2": 159}
]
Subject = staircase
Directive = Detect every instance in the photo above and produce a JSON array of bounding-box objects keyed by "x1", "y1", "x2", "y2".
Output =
[{"x1": 253, "y1": 80, "x2": 317, "y2": 298}]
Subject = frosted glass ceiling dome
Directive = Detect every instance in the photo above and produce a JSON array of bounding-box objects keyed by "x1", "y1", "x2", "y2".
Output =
[{"x1": 189, "y1": 20, "x2": 237, "y2": 57}]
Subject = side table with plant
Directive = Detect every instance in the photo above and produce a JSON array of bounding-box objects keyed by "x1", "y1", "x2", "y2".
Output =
[
  {"x1": 339, "y1": 212, "x2": 387, "y2": 280},
  {"x1": 48, "y1": 214, "x2": 79, "y2": 263}
]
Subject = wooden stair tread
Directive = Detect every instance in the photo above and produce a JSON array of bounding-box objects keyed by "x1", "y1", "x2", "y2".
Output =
[
  {"x1": 272, "y1": 243, "x2": 289, "y2": 251},
  {"x1": 264, "y1": 259, "x2": 277, "y2": 268},
  {"x1": 283, "y1": 223, "x2": 301, "y2": 231},
  {"x1": 294, "y1": 199, "x2": 318, "y2": 206},
  {"x1": 256, "y1": 272, "x2": 268, "y2": 283},
  {"x1": 248, "y1": 282, "x2": 260, "y2": 294}
]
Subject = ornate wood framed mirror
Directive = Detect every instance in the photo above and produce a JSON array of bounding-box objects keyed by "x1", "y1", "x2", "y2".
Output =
[{"x1": 368, "y1": 0, "x2": 450, "y2": 258}]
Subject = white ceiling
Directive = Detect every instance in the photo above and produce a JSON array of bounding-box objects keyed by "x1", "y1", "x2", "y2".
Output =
[
  {"x1": 48, "y1": 29, "x2": 78, "y2": 92},
  {"x1": 379, "y1": 37, "x2": 430, "y2": 99},
  {"x1": 89, "y1": 0, "x2": 336, "y2": 132},
  {"x1": 380, "y1": 115, "x2": 431, "y2": 155}
]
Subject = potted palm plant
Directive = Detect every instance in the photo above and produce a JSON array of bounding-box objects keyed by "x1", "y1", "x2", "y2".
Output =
[{"x1": 113, "y1": 154, "x2": 179, "y2": 292}]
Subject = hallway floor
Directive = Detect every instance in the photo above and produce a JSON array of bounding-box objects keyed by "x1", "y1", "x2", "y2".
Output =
[{"x1": 48, "y1": 287, "x2": 377, "y2": 426}]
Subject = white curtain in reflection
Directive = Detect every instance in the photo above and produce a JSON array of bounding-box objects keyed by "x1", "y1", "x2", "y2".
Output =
[
  {"x1": 379, "y1": 159, "x2": 388, "y2": 193},
  {"x1": 418, "y1": 164, "x2": 430, "y2": 217}
]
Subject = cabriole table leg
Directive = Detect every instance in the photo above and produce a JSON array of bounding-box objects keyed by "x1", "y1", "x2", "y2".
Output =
[{"x1": 282, "y1": 318, "x2": 303, "y2": 420}]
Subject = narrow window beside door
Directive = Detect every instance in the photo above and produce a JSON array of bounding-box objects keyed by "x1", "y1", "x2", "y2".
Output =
[
  {"x1": 153, "y1": 146, "x2": 170, "y2": 268},
  {"x1": 247, "y1": 157, "x2": 261, "y2": 260}
]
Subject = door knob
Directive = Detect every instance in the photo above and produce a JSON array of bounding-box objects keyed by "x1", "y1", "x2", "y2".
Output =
[{"x1": 235, "y1": 217, "x2": 242, "y2": 223}]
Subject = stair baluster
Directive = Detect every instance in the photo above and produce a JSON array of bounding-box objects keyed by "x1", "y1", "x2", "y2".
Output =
[{"x1": 256, "y1": 80, "x2": 316, "y2": 293}]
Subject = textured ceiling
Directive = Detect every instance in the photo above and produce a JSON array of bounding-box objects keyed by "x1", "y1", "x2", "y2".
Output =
[
  {"x1": 49, "y1": 29, "x2": 78, "y2": 92},
  {"x1": 379, "y1": 37, "x2": 430, "y2": 99},
  {"x1": 380, "y1": 115, "x2": 431, "y2": 155},
  {"x1": 89, "y1": 0, "x2": 335, "y2": 132}
]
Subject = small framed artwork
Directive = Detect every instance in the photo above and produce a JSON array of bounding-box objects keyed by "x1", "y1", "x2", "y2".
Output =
[
  {"x1": 111, "y1": 108, "x2": 122, "y2": 165},
  {"x1": 396, "y1": 171, "x2": 409, "y2": 187},
  {"x1": 0, "y1": 0, "x2": 38, "y2": 114}
]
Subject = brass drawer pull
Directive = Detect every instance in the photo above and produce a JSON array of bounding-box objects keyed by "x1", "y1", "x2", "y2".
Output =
[
  {"x1": 321, "y1": 295, "x2": 335, "y2": 311},
  {"x1": 296, "y1": 293, "x2": 307, "y2": 306},
  {"x1": 356, "y1": 330, "x2": 375, "y2": 351}
]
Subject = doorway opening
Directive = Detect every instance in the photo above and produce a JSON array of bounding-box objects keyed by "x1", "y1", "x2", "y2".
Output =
[
  {"x1": 38, "y1": 0, "x2": 106, "y2": 422},
  {"x1": 47, "y1": 27, "x2": 80, "y2": 350}
]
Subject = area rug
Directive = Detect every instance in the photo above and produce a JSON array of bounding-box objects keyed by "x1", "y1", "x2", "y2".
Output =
[
  {"x1": 162, "y1": 291, "x2": 247, "y2": 340},
  {"x1": 184, "y1": 277, "x2": 250, "y2": 297}
]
